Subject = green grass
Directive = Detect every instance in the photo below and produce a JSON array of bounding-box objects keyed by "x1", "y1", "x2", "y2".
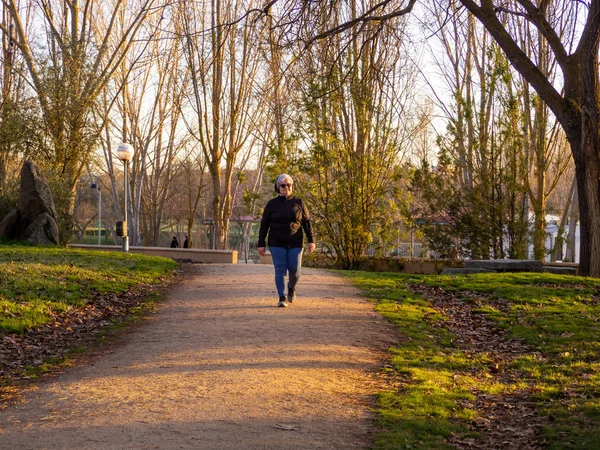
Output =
[
  {"x1": 0, "y1": 245, "x2": 178, "y2": 334},
  {"x1": 343, "y1": 271, "x2": 600, "y2": 449}
]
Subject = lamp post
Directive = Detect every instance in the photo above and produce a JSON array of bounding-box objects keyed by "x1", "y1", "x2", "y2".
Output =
[
  {"x1": 117, "y1": 143, "x2": 134, "y2": 252},
  {"x1": 90, "y1": 181, "x2": 101, "y2": 245}
]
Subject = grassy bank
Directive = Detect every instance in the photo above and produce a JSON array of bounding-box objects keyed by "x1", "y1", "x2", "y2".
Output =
[
  {"x1": 344, "y1": 271, "x2": 600, "y2": 449},
  {"x1": 0, "y1": 246, "x2": 178, "y2": 334}
]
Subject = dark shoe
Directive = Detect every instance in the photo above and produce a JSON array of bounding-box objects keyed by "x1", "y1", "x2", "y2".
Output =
[
  {"x1": 277, "y1": 296, "x2": 288, "y2": 307},
  {"x1": 288, "y1": 289, "x2": 296, "y2": 303}
]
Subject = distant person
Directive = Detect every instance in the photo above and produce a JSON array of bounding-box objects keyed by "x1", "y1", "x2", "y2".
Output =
[
  {"x1": 183, "y1": 235, "x2": 190, "y2": 248},
  {"x1": 170, "y1": 236, "x2": 179, "y2": 248},
  {"x1": 258, "y1": 173, "x2": 315, "y2": 307}
]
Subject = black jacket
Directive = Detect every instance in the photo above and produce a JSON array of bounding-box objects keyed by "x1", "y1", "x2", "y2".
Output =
[{"x1": 258, "y1": 195, "x2": 314, "y2": 249}]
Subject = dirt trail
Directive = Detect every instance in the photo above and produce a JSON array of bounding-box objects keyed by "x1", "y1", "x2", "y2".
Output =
[{"x1": 0, "y1": 264, "x2": 398, "y2": 450}]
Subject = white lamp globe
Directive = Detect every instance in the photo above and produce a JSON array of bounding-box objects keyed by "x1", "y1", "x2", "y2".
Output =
[{"x1": 117, "y1": 143, "x2": 134, "y2": 162}]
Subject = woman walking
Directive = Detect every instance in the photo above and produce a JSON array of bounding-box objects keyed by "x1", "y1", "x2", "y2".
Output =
[{"x1": 258, "y1": 174, "x2": 315, "y2": 307}]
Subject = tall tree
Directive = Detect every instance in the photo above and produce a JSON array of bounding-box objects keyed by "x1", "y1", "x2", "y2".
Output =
[
  {"x1": 297, "y1": 1, "x2": 417, "y2": 268},
  {"x1": 0, "y1": 3, "x2": 36, "y2": 200},
  {"x1": 455, "y1": 0, "x2": 599, "y2": 275},
  {"x1": 418, "y1": 4, "x2": 530, "y2": 259},
  {"x1": 179, "y1": 147, "x2": 208, "y2": 248},
  {"x1": 0, "y1": 0, "x2": 163, "y2": 241},
  {"x1": 121, "y1": 10, "x2": 188, "y2": 247},
  {"x1": 180, "y1": 0, "x2": 266, "y2": 249},
  {"x1": 505, "y1": 1, "x2": 573, "y2": 260}
]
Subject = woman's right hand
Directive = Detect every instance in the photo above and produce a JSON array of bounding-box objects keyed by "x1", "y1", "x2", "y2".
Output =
[{"x1": 258, "y1": 247, "x2": 266, "y2": 256}]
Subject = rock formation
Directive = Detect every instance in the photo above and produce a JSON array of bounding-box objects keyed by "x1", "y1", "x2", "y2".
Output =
[{"x1": 0, "y1": 161, "x2": 60, "y2": 245}]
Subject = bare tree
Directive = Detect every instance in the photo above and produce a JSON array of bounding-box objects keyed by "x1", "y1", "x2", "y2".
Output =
[
  {"x1": 552, "y1": 175, "x2": 576, "y2": 262},
  {"x1": 179, "y1": 0, "x2": 267, "y2": 249},
  {"x1": 178, "y1": 143, "x2": 209, "y2": 249},
  {"x1": 425, "y1": 5, "x2": 511, "y2": 258},
  {"x1": 295, "y1": 1, "x2": 418, "y2": 268},
  {"x1": 449, "y1": 0, "x2": 599, "y2": 275},
  {"x1": 91, "y1": 2, "x2": 189, "y2": 247},
  {"x1": 506, "y1": 1, "x2": 574, "y2": 260},
  {"x1": 0, "y1": 3, "x2": 36, "y2": 198},
  {"x1": 423, "y1": 1, "x2": 571, "y2": 260},
  {"x1": 0, "y1": 0, "x2": 164, "y2": 241}
]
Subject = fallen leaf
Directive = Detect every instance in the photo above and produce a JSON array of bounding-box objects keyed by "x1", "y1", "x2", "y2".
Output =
[{"x1": 274, "y1": 424, "x2": 298, "y2": 431}]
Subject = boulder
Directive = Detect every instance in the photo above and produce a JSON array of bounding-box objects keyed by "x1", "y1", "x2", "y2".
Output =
[
  {"x1": 25, "y1": 212, "x2": 59, "y2": 246},
  {"x1": 0, "y1": 209, "x2": 20, "y2": 240},
  {"x1": 0, "y1": 161, "x2": 59, "y2": 246},
  {"x1": 18, "y1": 160, "x2": 57, "y2": 232}
]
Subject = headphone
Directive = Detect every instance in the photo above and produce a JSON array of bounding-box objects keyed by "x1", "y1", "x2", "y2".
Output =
[{"x1": 274, "y1": 182, "x2": 279, "y2": 193}]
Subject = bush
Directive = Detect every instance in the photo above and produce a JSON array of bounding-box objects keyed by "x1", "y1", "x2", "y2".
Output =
[{"x1": 303, "y1": 252, "x2": 341, "y2": 269}]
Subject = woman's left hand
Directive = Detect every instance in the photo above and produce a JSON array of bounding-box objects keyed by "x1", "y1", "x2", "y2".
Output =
[{"x1": 307, "y1": 243, "x2": 316, "y2": 253}]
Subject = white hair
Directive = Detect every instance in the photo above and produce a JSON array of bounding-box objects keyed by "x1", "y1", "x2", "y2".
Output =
[{"x1": 276, "y1": 174, "x2": 293, "y2": 186}]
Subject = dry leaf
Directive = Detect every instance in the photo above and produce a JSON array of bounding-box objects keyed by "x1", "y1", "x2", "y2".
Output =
[{"x1": 274, "y1": 424, "x2": 298, "y2": 431}]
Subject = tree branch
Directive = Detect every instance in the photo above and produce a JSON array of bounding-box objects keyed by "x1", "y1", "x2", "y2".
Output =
[
  {"x1": 575, "y1": 0, "x2": 600, "y2": 57},
  {"x1": 513, "y1": 0, "x2": 569, "y2": 68},
  {"x1": 309, "y1": 0, "x2": 417, "y2": 43},
  {"x1": 459, "y1": 0, "x2": 569, "y2": 124}
]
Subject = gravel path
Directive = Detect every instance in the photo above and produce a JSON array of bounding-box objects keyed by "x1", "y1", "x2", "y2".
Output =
[{"x1": 0, "y1": 264, "x2": 398, "y2": 449}]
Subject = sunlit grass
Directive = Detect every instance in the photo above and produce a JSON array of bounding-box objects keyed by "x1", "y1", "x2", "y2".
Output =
[
  {"x1": 344, "y1": 270, "x2": 600, "y2": 449},
  {"x1": 0, "y1": 245, "x2": 178, "y2": 334}
]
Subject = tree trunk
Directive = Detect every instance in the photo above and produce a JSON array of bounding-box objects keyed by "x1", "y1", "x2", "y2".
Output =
[
  {"x1": 211, "y1": 171, "x2": 222, "y2": 249},
  {"x1": 552, "y1": 176, "x2": 576, "y2": 262},
  {"x1": 572, "y1": 110, "x2": 600, "y2": 276},
  {"x1": 566, "y1": 188, "x2": 579, "y2": 263}
]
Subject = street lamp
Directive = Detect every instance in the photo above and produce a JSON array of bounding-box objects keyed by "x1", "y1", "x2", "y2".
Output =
[
  {"x1": 90, "y1": 181, "x2": 101, "y2": 245},
  {"x1": 117, "y1": 143, "x2": 134, "y2": 252}
]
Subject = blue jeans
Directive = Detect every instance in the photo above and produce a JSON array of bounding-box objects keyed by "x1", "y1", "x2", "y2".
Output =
[{"x1": 269, "y1": 246, "x2": 303, "y2": 297}]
